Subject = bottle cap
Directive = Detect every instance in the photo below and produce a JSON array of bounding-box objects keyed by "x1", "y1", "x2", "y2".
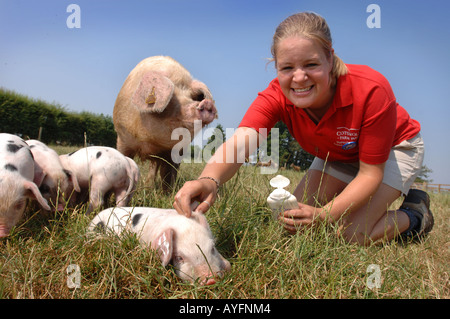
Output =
[
  {"x1": 269, "y1": 188, "x2": 290, "y2": 200},
  {"x1": 269, "y1": 175, "x2": 290, "y2": 189}
]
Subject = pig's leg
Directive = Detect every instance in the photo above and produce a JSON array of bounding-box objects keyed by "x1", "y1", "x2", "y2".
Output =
[
  {"x1": 116, "y1": 136, "x2": 137, "y2": 159},
  {"x1": 146, "y1": 159, "x2": 159, "y2": 187},
  {"x1": 86, "y1": 176, "x2": 110, "y2": 214},
  {"x1": 114, "y1": 187, "x2": 130, "y2": 207},
  {"x1": 159, "y1": 162, "x2": 178, "y2": 192},
  {"x1": 157, "y1": 152, "x2": 179, "y2": 192}
]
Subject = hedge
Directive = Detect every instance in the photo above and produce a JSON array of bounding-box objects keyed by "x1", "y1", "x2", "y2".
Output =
[{"x1": 0, "y1": 87, "x2": 116, "y2": 147}]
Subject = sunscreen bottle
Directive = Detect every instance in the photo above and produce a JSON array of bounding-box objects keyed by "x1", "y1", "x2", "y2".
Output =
[{"x1": 267, "y1": 175, "x2": 298, "y2": 219}]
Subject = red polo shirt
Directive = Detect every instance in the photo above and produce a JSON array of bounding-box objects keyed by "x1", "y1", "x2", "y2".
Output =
[{"x1": 239, "y1": 64, "x2": 420, "y2": 164}]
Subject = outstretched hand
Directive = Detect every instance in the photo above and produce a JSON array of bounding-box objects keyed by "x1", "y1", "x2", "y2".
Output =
[
  {"x1": 173, "y1": 179, "x2": 218, "y2": 217},
  {"x1": 278, "y1": 203, "x2": 322, "y2": 234}
]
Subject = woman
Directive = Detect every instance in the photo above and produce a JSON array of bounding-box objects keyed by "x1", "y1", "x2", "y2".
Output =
[{"x1": 173, "y1": 12, "x2": 433, "y2": 246}]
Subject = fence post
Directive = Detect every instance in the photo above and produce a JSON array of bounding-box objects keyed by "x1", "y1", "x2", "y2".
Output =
[{"x1": 38, "y1": 127, "x2": 43, "y2": 140}]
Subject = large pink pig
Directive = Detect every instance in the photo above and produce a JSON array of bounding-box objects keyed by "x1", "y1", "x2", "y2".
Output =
[
  {"x1": 0, "y1": 133, "x2": 50, "y2": 237},
  {"x1": 113, "y1": 56, "x2": 217, "y2": 190}
]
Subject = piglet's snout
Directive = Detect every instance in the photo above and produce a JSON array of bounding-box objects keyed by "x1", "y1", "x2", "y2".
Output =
[
  {"x1": 0, "y1": 225, "x2": 10, "y2": 238},
  {"x1": 199, "y1": 272, "x2": 219, "y2": 286},
  {"x1": 197, "y1": 259, "x2": 231, "y2": 286},
  {"x1": 204, "y1": 278, "x2": 216, "y2": 286}
]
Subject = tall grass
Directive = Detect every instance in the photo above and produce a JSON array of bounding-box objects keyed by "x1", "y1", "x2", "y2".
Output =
[{"x1": 0, "y1": 146, "x2": 448, "y2": 299}]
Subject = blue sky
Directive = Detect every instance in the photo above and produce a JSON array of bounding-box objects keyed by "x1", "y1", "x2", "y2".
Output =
[{"x1": 1, "y1": 0, "x2": 449, "y2": 184}]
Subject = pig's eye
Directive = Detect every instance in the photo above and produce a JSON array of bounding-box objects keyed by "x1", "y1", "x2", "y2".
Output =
[
  {"x1": 173, "y1": 255, "x2": 184, "y2": 264},
  {"x1": 14, "y1": 200, "x2": 26, "y2": 211},
  {"x1": 191, "y1": 91, "x2": 205, "y2": 102}
]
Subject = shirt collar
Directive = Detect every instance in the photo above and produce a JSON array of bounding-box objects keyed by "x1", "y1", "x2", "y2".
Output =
[{"x1": 332, "y1": 73, "x2": 353, "y2": 108}]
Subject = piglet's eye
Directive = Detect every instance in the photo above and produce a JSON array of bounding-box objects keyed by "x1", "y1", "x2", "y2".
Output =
[
  {"x1": 174, "y1": 255, "x2": 184, "y2": 264},
  {"x1": 14, "y1": 200, "x2": 26, "y2": 211}
]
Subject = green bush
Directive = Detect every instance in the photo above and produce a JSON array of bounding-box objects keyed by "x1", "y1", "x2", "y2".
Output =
[{"x1": 0, "y1": 87, "x2": 116, "y2": 146}]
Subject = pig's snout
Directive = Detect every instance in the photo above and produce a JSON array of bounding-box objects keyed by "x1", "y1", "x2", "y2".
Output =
[
  {"x1": 198, "y1": 273, "x2": 218, "y2": 286},
  {"x1": 198, "y1": 261, "x2": 230, "y2": 286},
  {"x1": 0, "y1": 225, "x2": 11, "y2": 238},
  {"x1": 196, "y1": 99, "x2": 217, "y2": 124},
  {"x1": 205, "y1": 277, "x2": 216, "y2": 286}
]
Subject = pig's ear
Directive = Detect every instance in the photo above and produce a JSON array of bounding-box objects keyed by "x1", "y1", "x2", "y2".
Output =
[
  {"x1": 132, "y1": 72, "x2": 174, "y2": 114},
  {"x1": 191, "y1": 211, "x2": 211, "y2": 230},
  {"x1": 64, "y1": 169, "x2": 81, "y2": 193},
  {"x1": 33, "y1": 163, "x2": 46, "y2": 187},
  {"x1": 151, "y1": 228, "x2": 174, "y2": 267},
  {"x1": 23, "y1": 180, "x2": 51, "y2": 211}
]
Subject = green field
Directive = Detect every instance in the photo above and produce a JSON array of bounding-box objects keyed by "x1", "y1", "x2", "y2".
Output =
[{"x1": 0, "y1": 145, "x2": 448, "y2": 299}]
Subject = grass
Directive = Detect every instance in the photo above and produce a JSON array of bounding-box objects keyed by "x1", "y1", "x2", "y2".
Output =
[{"x1": 0, "y1": 145, "x2": 448, "y2": 299}]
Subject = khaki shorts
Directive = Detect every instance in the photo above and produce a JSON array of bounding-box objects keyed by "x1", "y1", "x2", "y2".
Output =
[{"x1": 309, "y1": 133, "x2": 424, "y2": 195}]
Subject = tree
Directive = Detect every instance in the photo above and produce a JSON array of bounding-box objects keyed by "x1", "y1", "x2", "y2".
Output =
[
  {"x1": 203, "y1": 124, "x2": 226, "y2": 159},
  {"x1": 415, "y1": 165, "x2": 433, "y2": 183},
  {"x1": 269, "y1": 121, "x2": 314, "y2": 170}
]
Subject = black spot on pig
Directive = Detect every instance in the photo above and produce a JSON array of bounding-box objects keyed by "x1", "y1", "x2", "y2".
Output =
[
  {"x1": 94, "y1": 221, "x2": 106, "y2": 232},
  {"x1": 4, "y1": 164, "x2": 18, "y2": 172},
  {"x1": 68, "y1": 150, "x2": 77, "y2": 156},
  {"x1": 132, "y1": 214, "x2": 142, "y2": 227},
  {"x1": 6, "y1": 143, "x2": 23, "y2": 153},
  {"x1": 96, "y1": 151, "x2": 102, "y2": 159}
]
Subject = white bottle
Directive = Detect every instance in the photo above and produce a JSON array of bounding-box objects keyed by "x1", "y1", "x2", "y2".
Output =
[{"x1": 267, "y1": 175, "x2": 298, "y2": 220}]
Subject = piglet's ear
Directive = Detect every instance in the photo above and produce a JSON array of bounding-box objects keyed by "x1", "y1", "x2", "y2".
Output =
[
  {"x1": 132, "y1": 72, "x2": 174, "y2": 114},
  {"x1": 33, "y1": 163, "x2": 46, "y2": 187},
  {"x1": 151, "y1": 228, "x2": 174, "y2": 267},
  {"x1": 23, "y1": 180, "x2": 51, "y2": 211},
  {"x1": 64, "y1": 169, "x2": 81, "y2": 193},
  {"x1": 191, "y1": 211, "x2": 211, "y2": 230}
]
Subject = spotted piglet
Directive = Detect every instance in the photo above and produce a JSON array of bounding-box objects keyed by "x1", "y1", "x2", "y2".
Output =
[
  {"x1": 0, "y1": 133, "x2": 50, "y2": 237},
  {"x1": 26, "y1": 140, "x2": 80, "y2": 211},
  {"x1": 88, "y1": 207, "x2": 231, "y2": 285},
  {"x1": 59, "y1": 146, "x2": 140, "y2": 214}
]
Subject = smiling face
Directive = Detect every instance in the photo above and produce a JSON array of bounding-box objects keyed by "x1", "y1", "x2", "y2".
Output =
[{"x1": 276, "y1": 36, "x2": 335, "y2": 112}]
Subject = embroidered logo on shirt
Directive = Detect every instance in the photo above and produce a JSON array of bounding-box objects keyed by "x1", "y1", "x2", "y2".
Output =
[
  {"x1": 334, "y1": 127, "x2": 359, "y2": 150},
  {"x1": 342, "y1": 141, "x2": 357, "y2": 150}
]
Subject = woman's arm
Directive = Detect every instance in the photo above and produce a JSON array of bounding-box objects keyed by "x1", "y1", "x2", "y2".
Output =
[{"x1": 174, "y1": 127, "x2": 261, "y2": 217}]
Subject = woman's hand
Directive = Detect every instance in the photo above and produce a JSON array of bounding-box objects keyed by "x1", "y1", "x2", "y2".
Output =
[
  {"x1": 173, "y1": 178, "x2": 218, "y2": 217},
  {"x1": 278, "y1": 204, "x2": 323, "y2": 234}
]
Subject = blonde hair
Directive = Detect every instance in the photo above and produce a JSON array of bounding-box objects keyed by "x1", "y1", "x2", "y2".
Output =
[{"x1": 271, "y1": 12, "x2": 348, "y2": 86}]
